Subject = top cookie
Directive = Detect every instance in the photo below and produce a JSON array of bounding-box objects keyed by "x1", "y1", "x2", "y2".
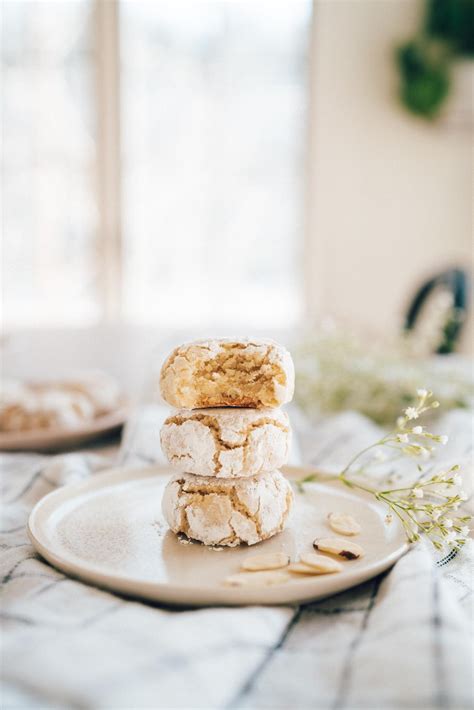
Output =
[{"x1": 159, "y1": 338, "x2": 294, "y2": 409}]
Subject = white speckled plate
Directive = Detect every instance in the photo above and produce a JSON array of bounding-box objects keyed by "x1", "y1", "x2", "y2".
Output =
[
  {"x1": 0, "y1": 407, "x2": 128, "y2": 452},
  {"x1": 28, "y1": 465, "x2": 408, "y2": 606}
]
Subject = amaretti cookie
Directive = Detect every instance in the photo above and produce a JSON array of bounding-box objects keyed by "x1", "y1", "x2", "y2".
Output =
[
  {"x1": 0, "y1": 374, "x2": 122, "y2": 432},
  {"x1": 159, "y1": 338, "x2": 294, "y2": 409},
  {"x1": 160, "y1": 407, "x2": 291, "y2": 477},
  {"x1": 0, "y1": 380, "x2": 95, "y2": 432},
  {"x1": 162, "y1": 470, "x2": 293, "y2": 546}
]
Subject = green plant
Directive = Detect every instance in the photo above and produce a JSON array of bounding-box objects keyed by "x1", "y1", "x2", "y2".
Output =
[{"x1": 397, "y1": 0, "x2": 474, "y2": 119}]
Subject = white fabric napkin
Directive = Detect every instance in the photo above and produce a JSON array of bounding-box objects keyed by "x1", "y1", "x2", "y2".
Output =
[{"x1": 1, "y1": 406, "x2": 472, "y2": 709}]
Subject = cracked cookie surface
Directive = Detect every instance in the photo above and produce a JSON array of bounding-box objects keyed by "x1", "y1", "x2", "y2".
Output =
[
  {"x1": 162, "y1": 470, "x2": 294, "y2": 546},
  {"x1": 159, "y1": 338, "x2": 294, "y2": 409},
  {"x1": 160, "y1": 407, "x2": 291, "y2": 477}
]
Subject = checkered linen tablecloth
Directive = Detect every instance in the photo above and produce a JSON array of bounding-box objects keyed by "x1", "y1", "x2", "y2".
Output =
[{"x1": 1, "y1": 406, "x2": 473, "y2": 709}]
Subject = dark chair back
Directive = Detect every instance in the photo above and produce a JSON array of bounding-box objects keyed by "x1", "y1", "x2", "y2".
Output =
[{"x1": 404, "y1": 268, "x2": 469, "y2": 354}]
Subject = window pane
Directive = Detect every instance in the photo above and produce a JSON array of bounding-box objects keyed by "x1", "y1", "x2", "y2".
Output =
[
  {"x1": 1, "y1": 0, "x2": 99, "y2": 328},
  {"x1": 120, "y1": 0, "x2": 311, "y2": 328}
]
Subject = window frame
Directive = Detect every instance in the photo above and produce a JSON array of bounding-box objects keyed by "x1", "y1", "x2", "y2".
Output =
[
  {"x1": 94, "y1": 0, "x2": 316, "y2": 324},
  {"x1": 95, "y1": 0, "x2": 122, "y2": 321}
]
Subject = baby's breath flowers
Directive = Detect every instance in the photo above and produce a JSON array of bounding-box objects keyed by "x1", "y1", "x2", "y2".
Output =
[
  {"x1": 295, "y1": 325, "x2": 473, "y2": 425},
  {"x1": 298, "y1": 390, "x2": 471, "y2": 551}
]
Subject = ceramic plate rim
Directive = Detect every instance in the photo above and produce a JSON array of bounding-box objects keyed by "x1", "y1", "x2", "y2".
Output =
[{"x1": 27, "y1": 464, "x2": 409, "y2": 606}]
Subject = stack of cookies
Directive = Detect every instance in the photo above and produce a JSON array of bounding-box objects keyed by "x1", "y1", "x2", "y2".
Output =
[{"x1": 158, "y1": 338, "x2": 295, "y2": 547}]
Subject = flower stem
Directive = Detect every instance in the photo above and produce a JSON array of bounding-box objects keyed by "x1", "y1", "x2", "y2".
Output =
[
  {"x1": 338, "y1": 440, "x2": 386, "y2": 477},
  {"x1": 293, "y1": 388, "x2": 470, "y2": 550}
]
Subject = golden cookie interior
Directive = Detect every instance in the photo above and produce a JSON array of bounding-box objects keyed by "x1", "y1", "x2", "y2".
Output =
[{"x1": 159, "y1": 338, "x2": 294, "y2": 409}]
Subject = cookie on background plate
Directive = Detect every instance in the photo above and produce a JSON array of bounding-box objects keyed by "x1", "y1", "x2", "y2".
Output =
[
  {"x1": 159, "y1": 338, "x2": 294, "y2": 409},
  {"x1": 0, "y1": 373, "x2": 122, "y2": 432}
]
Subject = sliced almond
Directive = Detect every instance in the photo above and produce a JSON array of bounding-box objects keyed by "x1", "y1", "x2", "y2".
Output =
[
  {"x1": 223, "y1": 570, "x2": 289, "y2": 587},
  {"x1": 241, "y1": 552, "x2": 290, "y2": 572},
  {"x1": 299, "y1": 553, "x2": 343, "y2": 573},
  {"x1": 288, "y1": 562, "x2": 320, "y2": 575},
  {"x1": 328, "y1": 512, "x2": 361, "y2": 536},
  {"x1": 313, "y1": 537, "x2": 364, "y2": 560}
]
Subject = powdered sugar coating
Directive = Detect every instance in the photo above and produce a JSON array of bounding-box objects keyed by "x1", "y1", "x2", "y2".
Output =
[
  {"x1": 160, "y1": 407, "x2": 291, "y2": 477},
  {"x1": 162, "y1": 470, "x2": 294, "y2": 546}
]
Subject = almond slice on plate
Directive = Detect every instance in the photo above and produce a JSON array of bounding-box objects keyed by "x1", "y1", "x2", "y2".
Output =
[
  {"x1": 328, "y1": 512, "x2": 361, "y2": 536},
  {"x1": 313, "y1": 537, "x2": 364, "y2": 560},
  {"x1": 240, "y1": 552, "x2": 290, "y2": 572},
  {"x1": 223, "y1": 570, "x2": 289, "y2": 587},
  {"x1": 299, "y1": 553, "x2": 343, "y2": 573},
  {"x1": 288, "y1": 562, "x2": 320, "y2": 575}
]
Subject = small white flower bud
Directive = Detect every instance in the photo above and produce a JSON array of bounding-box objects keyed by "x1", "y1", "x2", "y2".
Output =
[
  {"x1": 412, "y1": 426, "x2": 423, "y2": 435},
  {"x1": 460, "y1": 526, "x2": 470, "y2": 537},
  {"x1": 397, "y1": 434, "x2": 409, "y2": 443},
  {"x1": 412, "y1": 487, "x2": 424, "y2": 499},
  {"x1": 438, "y1": 435, "x2": 448, "y2": 445},
  {"x1": 417, "y1": 389, "x2": 428, "y2": 397}
]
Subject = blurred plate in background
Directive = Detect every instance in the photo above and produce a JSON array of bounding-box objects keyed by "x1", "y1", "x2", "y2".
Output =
[{"x1": 0, "y1": 407, "x2": 129, "y2": 453}]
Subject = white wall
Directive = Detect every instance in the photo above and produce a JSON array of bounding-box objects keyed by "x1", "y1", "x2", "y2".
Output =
[{"x1": 306, "y1": 0, "x2": 472, "y2": 351}]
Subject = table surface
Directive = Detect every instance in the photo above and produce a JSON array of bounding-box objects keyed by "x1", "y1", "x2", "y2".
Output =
[{"x1": 1, "y1": 328, "x2": 473, "y2": 709}]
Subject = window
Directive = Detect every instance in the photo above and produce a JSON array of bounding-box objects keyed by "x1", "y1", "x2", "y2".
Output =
[
  {"x1": 1, "y1": 1, "x2": 312, "y2": 329},
  {"x1": 1, "y1": 0, "x2": 98, "y2": 327}
]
